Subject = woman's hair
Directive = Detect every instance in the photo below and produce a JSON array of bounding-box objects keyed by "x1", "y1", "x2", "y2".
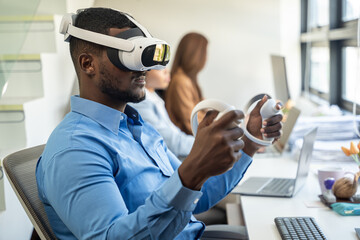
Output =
[{"x1": 170, "y1": 32, "x2": 208, "y2": 98}]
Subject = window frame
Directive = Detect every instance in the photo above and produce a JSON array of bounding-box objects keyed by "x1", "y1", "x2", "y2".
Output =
[{"x1": 301, "y1": 0, "x2": 360, "y2": 113}]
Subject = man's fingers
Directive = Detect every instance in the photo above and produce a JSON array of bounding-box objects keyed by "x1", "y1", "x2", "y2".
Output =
[
  {"x1": 212, "y1": 110, "x2": 244, "y2": 130},
  {"x1": 262, "y1": 122, "x2": 282, "y2": 134},
  {"x1": 263, "y1": 114, "x2": 283, "y2": 126},
  {"x1": 265, "y1": 129, "x2": 282, "y2": 139},
  {"x1": 224, "y1": 126, "x2": 244, "y2": 141},
  {"x1": 198, "y1": 110, "x2": 219, "y2": 128}
]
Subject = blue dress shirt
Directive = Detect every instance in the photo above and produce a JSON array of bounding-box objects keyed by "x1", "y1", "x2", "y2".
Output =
[
  {"x1": 129, "y1": 89, "x2": 194, "y2": 158},
  {"x1": 36, "y1": 96, "x2": 252, "y2": 239}
]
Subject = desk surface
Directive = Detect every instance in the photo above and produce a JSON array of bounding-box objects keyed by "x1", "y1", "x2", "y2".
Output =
[{"x1": 232, "y1": 154, "x2": 359, "y2": 240}]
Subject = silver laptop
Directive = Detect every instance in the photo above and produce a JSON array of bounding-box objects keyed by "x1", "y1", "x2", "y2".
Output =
[{"x1": 236, "y1": 127, "x2": 317, "y2": 198}]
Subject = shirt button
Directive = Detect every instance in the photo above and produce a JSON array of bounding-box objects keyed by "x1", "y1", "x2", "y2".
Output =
[
  {"x1": 193, "y1": 198, "x2": 199, "y2": 204},
  {"x1": 119, "y1": 116, "x2": 123, "y2": 120}
]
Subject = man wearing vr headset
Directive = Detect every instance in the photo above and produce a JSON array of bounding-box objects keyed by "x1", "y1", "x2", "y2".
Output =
[{"x1": 36, "y1": 7, "x2": 283, "y2": 240}]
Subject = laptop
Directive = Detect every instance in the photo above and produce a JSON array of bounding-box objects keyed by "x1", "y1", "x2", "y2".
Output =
[
  {"x1": 271, "y1": 55, "x2": 291, "y2": 105},
  {"x1": 236, "y1": 127, "x2": 317, "y2": 198}
]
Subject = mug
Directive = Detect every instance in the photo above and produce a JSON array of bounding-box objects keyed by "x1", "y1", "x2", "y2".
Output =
[{"x1": 317, "y1": 167, "x2": 346, "y2": 194}]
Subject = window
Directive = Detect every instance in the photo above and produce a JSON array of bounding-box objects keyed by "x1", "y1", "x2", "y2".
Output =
[
  {"x1": 342, "y1": 47, "x2": 360, "y2": 105},
  {"x1": 301, "y1": 0, "x2": 360, "y2": 112},
  {"x1": 343, "y1": 0, "x2": 360, "y2": 22},
  {"x1": 310, "y1": 46, "x2": 329, "y2": 96},
  {"x1": 309, "y1": 0, "x2": 329, "y2": 28}
]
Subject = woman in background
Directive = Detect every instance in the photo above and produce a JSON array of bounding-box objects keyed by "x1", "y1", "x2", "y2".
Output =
[
  {"x1": 130, "y1": 69, "x2": 194, "y2": 158},
  {"x1": 165, "y1": 32, "x2": 208, "y2": 135}
]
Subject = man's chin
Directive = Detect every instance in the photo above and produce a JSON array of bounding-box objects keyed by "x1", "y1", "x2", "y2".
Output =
[{"x1": 130, "y1": 94, "x2": 146, "y2": 103}]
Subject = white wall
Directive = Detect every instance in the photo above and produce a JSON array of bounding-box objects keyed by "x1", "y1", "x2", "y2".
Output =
[
  {"x1": 280, "y1": 0, "x2": 301, "y2": 100},
  {"x1": 93, "y1": 0, "x2": 299, "y2": 109}
]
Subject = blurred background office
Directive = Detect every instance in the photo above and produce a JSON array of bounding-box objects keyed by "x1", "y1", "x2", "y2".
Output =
[{"x1": 0, "y1": 0, "x2": 359, "y2": 239}]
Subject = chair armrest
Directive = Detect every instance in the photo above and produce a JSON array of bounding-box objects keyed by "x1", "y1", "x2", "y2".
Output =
[{"x1": 201, "y1": 224, "x2": 248, "y2": 240}]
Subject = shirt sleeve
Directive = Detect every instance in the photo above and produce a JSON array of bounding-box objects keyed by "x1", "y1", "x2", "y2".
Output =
[
  {"x1": 40, "y1": 148, "x2": 202, "y2": 240},
  {"x1": 193, "y1": 151, "x2": 253, "y2": 214}
]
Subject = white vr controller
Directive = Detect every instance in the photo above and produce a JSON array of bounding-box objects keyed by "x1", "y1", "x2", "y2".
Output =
[{"x1": 190, "y1": 98, "x2": 281, "y2": 146}]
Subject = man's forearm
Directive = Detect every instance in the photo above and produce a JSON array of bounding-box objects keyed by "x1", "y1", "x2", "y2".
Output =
[{"x1": 241, "y1": 135, "x2": 260, "y2": 157}]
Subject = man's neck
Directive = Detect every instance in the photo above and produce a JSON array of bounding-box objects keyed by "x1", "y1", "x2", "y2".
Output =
[
  {"x1": 79, "y1": 92, "x2": 127, "y2": 112},
  {"x1": 146, "y1": 87, "x2": 155, "y2": 93}
]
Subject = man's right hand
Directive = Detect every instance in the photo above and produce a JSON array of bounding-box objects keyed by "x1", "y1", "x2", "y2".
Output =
[{"x1": 178, "y1": 110, "x2": 245, "y2": 190}]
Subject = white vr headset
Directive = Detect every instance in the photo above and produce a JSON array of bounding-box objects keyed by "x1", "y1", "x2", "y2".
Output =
[{"x1": 59, "y1": 10, "x2": 170, "y2": 71}]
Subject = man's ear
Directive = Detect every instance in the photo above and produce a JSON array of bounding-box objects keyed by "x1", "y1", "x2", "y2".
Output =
[{"x1": 78, "y1": 53, "x2": 95, "y2": 76}]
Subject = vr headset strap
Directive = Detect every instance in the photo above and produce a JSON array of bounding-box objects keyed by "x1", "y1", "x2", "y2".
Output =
[{"x1": 67, "y1": 24, "x2": 135, "y2": 52}]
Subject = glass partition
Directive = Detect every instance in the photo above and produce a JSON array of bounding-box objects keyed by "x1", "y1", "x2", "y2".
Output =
[{"x1": 0, "y1": 0, "x2": 41, "y2": 99}]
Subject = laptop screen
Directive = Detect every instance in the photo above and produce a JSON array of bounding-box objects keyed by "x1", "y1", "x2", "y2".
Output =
[
  {"x1": 293, "y1": 127, "x2": 318, "y2": 194},
  {"x1": 271, "y1": 55, "x2": 291, "y2": 104}
]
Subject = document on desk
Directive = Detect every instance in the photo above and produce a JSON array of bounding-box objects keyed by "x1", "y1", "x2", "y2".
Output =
[
  {"x1": 293, "y1": 138, "x2": 360, "y2": 162},
  {"x1": 289, "y1": 115, "x2": 360, "y2": 142},
  {"x1": 303, "y1": 201, "x2": 327, "y2": 208}
]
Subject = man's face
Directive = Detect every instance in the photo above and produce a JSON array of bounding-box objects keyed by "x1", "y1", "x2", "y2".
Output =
[
  {"x1": 98, "y1": 59, "x2": 146, "y2": 103},
  {"x1": 96, "y1": 27, "x2": 146, "y2": 103}
]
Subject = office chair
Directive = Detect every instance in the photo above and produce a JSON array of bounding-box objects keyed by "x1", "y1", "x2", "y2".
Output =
[
  {"x1": 3, "y1": 144, "x2": 247, "y2": 239},
  {"x1": 3, "y1": 144, "x2": 57, "y2": 240}
]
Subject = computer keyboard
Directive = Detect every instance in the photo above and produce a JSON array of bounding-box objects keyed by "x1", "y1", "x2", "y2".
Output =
[
  {"x1": 274, "y1": 217, "x2": 327, "y2": 240},
  {"x1": 259, "y1": 178, "x2": 294, "y2": 194}
]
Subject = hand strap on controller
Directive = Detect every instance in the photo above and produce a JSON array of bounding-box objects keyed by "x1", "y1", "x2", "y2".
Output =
[{"x1": 190, "y1": 99, "x2": 275, "y2": 146}]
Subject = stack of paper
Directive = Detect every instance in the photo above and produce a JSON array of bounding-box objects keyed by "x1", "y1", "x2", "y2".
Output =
[{"x1": 289, "y1": 115, "x2": 360, "y2": 162}]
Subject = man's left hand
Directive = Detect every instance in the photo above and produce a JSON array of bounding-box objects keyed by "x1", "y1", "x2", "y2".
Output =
[{"x1": 243, "y1": 95, "x2": 283, "y2": 156}]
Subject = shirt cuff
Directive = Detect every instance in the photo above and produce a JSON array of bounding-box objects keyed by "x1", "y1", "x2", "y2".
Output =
[
  {"x1": 239, "y1": 150, "x2": 252, "y2": 166},
  {"x1": 156, "y1": 169, "x2": 203, "y2": 212}
]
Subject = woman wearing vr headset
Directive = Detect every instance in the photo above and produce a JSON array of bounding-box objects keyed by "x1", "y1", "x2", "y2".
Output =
[
  {"x1": 36, "y1": 7, "x2": 283, "y2": 240},
  {"x1": 165, "y1": 32, "x2": 208, "y2": 135}
]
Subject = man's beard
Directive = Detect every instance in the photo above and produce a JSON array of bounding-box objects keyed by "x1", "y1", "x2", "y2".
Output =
[{"x1": 99, "y1": 64, "x2": 145, "y2": 103}]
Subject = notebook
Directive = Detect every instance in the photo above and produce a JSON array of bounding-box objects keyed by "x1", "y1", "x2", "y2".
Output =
[
  {"x1": 236, "y1": 127, "x2": 317, "y2": 198},
  {"x1": 273, "y1": 106, "x2": 301, "y2": 153}
]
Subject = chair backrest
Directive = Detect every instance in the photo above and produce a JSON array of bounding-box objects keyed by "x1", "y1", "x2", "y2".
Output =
[{"x1": 3, "y1": 144, "x2": 57, "y2": 240}]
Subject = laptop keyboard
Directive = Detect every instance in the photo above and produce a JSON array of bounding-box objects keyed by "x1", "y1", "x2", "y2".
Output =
[
  {"x1": 275, "y1": 217, "x2": 327, "y2": 240},
  {"x1": 259, "y1": 178, "x2": 294, "y2": 194}
]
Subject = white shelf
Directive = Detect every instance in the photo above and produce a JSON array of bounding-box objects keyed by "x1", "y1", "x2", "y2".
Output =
[
  {"x1": 0, "y1": 16, "x2": 56, "y2": 55},
  {"x1": 0, "y1": 55, "x2": 43, "y2": 105}
]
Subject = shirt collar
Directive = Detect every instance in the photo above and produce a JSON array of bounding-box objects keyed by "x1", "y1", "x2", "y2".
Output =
[{"x1": 70, "y1": 96, "x2": 143, "y2": 135}]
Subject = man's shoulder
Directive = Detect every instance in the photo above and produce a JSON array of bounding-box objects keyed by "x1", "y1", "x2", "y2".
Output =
[{"x1": 44, "y1": 112, "x2": 111, "y2": 157}]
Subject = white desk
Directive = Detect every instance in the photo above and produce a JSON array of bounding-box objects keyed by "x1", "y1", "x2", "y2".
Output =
[{"x1": 232, "y1": 155, "x2": 359, "y2": 240}]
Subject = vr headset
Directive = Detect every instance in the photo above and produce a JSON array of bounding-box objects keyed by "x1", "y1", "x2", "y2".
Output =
[{"x1": 59, "y1": 9, "x2": 170, "y2": 71}]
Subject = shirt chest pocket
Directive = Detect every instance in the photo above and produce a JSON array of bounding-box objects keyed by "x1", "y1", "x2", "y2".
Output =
[{"x1": 152, "y1": 144, "x2": 174, "y2": 177}]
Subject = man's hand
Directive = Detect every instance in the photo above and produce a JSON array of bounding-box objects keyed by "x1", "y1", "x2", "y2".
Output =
[
  {"x1": 178, "y1": 110, "x2": 245, "y2": 190},
  {"x1": 243, "y1": 95, "x2": 283, "y2": 157}
]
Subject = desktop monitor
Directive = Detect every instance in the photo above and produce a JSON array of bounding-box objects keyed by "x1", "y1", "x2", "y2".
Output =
[{"x1": 270, "y1": 55, "x2": 291, "y2": 104}]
